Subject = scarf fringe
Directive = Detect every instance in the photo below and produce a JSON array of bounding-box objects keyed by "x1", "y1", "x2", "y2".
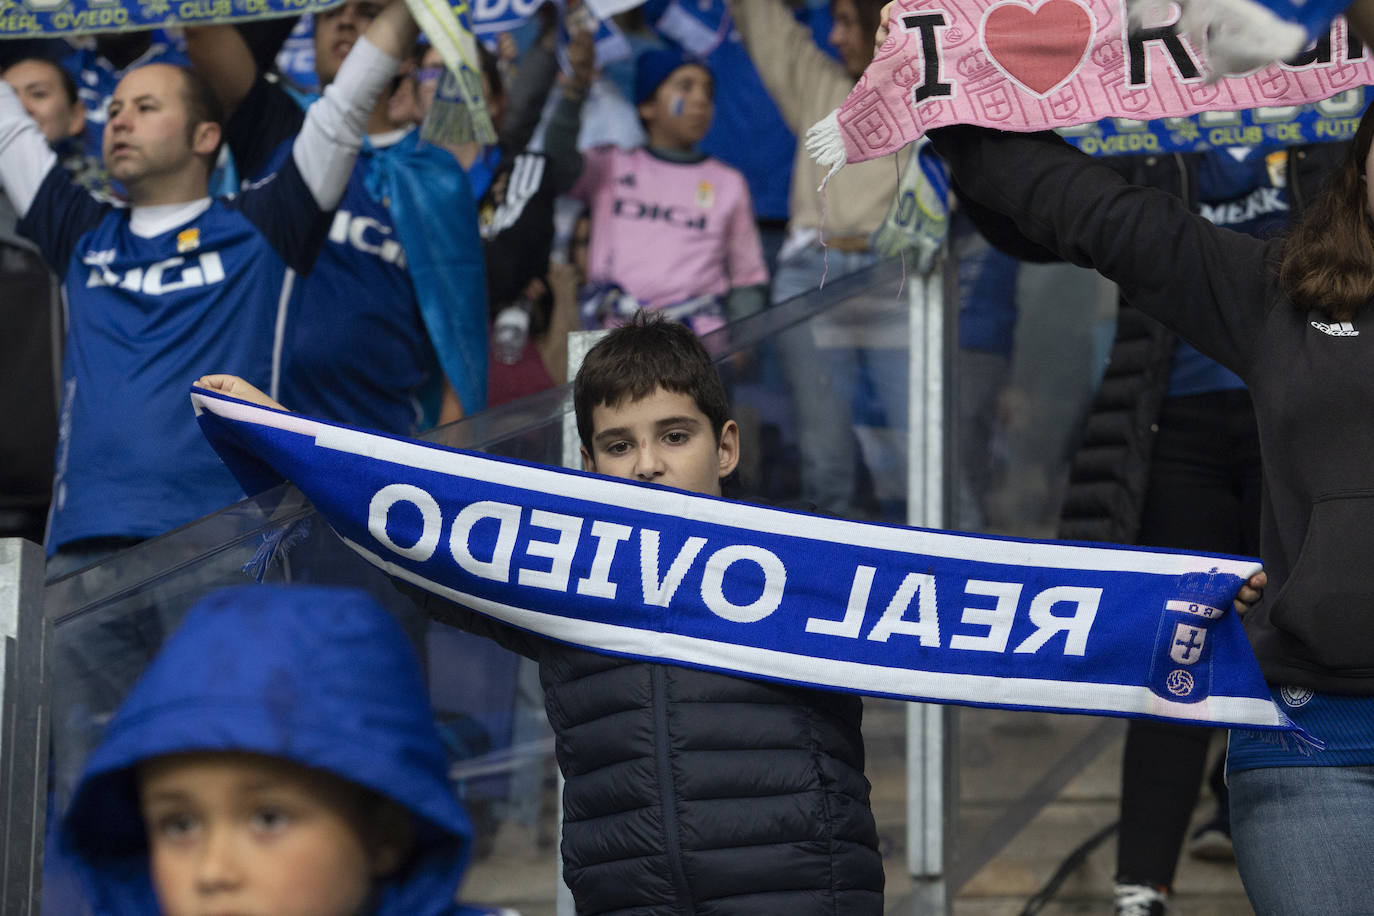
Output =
[
  {"x1": 421, "y1": 97, "x2": 499, "y2": 147},
  {"x1": 241, "y1": 517, "x2": 312, "y2": 582},
  {"x1": 1237, "y1": 709, "x2": 1327, "y2": 756},
  {"x1": 805, "y1": 109, "x2": 848, "y2": 191}
]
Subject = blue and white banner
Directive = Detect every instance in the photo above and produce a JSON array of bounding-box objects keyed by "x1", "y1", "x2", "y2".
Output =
[
  {"x1": 192, "y1": 388, "x2": 1296, "y2": 734},
  {"x1": 470, "y1": 0, "x2": 552, "y2": 35},
  {"x1": 1060, "y1": 86, "x2": 1373, "y2": 157},
  {"x1": 0, "y1": 0, "x2": 343, "y2": 38},
  {"x1": 560, "y1": 2, "x2": 631, "y2": 67}
]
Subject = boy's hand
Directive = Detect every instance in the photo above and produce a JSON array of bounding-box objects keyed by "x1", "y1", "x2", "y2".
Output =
[
  {"x1": 1233, "y1": 570, "x2": 1267, "y2": 616},
  {"x1": 194, "y1": 374, "x2": 288, "y2": 411}
]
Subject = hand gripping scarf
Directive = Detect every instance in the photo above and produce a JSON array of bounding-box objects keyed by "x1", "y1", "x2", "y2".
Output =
[
  {"x1": 805, "y1": 0, "x2": 1374, "y2": 179},
  {"x1": 192, "y1": 388, "x2": 1307, "y2": 738}
]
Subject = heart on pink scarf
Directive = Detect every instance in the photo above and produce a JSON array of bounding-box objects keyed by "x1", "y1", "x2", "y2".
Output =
[{"x1": 980, "y1": 0, "x2": 1097, "y2": 97}]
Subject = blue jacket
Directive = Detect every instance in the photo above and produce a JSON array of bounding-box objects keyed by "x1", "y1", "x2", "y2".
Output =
[{"x1": 60, "y1": 585, "x2": 490, "y2": 916}]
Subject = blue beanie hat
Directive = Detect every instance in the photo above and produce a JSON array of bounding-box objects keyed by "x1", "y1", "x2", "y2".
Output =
[{"x1": 634, "y1": 47, "x2": 707, "y2": 106}]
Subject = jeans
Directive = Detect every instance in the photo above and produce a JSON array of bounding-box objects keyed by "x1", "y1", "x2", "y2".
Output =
[
  {"x1": 1229, "y1": 763, "x2": 1374, "y2": 913},
  {"x1": 773, "y1": 245, "x2": 909, "y2": 518}
]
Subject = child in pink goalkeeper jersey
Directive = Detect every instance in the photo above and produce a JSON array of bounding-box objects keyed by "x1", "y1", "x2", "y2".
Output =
[{"x1": 567, "y1": 48, "x2": 768, "y2": 336}]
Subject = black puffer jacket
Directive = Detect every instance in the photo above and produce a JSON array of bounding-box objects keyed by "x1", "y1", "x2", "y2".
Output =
[{"x1": 408, "y1": 589, "x2": 884, "y2": 915}]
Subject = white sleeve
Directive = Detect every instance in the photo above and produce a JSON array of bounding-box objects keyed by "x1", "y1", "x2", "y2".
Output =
[
  {"x1": 291, "y1": 35, "x2": 400, "y2": 210},
  {"x1": 0, "y1": 81, "x2": 58, "y2": 218}
]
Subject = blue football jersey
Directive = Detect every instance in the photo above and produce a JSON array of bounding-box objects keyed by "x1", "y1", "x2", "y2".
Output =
[
  {"x1": 17, "y1": 157, "x2": 329, "y2": 553},
  {"x1": 231, "y1": 78, "x2": 436, "y2": 435}
]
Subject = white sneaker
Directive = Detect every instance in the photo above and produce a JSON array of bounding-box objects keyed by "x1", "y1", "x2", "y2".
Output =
[{"x1": 1113, "y1": 883, "x2": 1168, "y2": 916}]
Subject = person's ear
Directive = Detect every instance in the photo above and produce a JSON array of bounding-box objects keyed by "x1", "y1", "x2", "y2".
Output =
[
  {"x1": 67, "y1": 101, "x2": 86, "y2": 140},
  {"x1": 191, "y1": 120, "x2": 221, "y2": 158},
  {"x1": 367, "y1": 802, "x2": 413, "y2": 878},
  {"x1": 716, "y1": 419, "x2": 739, "y2": 480},
  {"x1": 581, "y1": 445, "x2": 596, "y2": 473},
  {"x1": 637, "y1": 99, "x2": 656, "y2": 125}
]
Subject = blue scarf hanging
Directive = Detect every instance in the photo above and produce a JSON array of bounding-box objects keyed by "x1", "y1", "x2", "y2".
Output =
[
  {"x1": 193, "y1": 388, "x2": 1302, "y2": 737},
  {"x1": 363, "y1": 130, "x2": 489, "y2": 420},
  {"x1": 284, "y1": 84, "x2": 489, "y2": 421}
]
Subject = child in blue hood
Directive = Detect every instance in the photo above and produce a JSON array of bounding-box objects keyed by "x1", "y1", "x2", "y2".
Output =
[{"x1": 58, "y1": 585, "x2": 498, "y2": 916}]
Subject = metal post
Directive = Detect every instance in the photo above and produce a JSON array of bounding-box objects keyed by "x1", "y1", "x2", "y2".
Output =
[
  {"x1": 905, "y1": 266, "x2": 950, "y2": 914},
  {"x1": 554, "y1": 330, "x2": 608, "y2": 916},
  {"x1": 0, "y1": 539, "x2": 49, "y2": 916}
]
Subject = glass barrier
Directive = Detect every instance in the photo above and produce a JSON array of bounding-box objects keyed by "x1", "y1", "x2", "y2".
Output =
[
  {"x1": 939, "y1": 208, "x2": 1123, "y2": 907},
  {"x1": 39, "y1": 237, "x2": 1130, "y2": 914}
]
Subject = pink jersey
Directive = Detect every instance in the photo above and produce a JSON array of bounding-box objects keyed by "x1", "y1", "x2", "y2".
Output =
[{"x1": 570, "y1": 146, "x2": 768, "y2": 312}]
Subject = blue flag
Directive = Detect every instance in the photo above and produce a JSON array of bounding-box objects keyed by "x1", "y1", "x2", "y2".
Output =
[{"x1": 192, "y1": 388, "x2": 1300, "y2": 736}]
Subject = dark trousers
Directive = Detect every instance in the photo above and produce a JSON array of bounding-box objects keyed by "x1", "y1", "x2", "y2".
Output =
[{"x1": 1117, "y1": 389, "x2": 1261, "y2": 888}]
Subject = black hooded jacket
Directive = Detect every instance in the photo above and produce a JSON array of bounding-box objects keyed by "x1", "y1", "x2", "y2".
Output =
[{"x1": 932, "y1": 125, "x2": 1374, "y2": 694}]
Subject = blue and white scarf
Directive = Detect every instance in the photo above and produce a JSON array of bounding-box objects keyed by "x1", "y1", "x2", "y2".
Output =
[{"x1": 193, "y1": 389, "x2": 1300, "y2": 736}]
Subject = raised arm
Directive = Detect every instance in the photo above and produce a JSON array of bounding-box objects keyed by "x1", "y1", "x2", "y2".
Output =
[
  {"x1": 291, "y1": 0, "x2": 417, "y2": 210},
  {"x1": 184, "y1": 25, "x2": 260, "y2": 119},
  {"x1": 501, "y1": 12, "x2": 561, "y2": 152},
  {"x1": 728, "y1": 0, "x2": 845, "y2": 132},
  {"x1": 0, "y1": 80, "x2": 56, "y2": 218},
  {"x1": 2, "y1": 80, "x2": 107, "y2": 271},
  {"x1": 929, "y1": 126, "x2": 1277, "y2": 377},
  {"x1": 539, "y1": 26, "x2": 593, "y2": 194}
]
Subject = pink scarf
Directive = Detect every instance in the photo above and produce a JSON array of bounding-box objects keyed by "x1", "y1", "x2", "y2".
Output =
[{"x1": 807, "y1": 0, "x2": 1373, "y2": 178}]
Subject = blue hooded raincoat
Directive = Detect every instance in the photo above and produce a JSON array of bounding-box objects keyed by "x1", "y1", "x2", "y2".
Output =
[{"x1": 59, "y1": 585, "x2": 492, "y2": 916}]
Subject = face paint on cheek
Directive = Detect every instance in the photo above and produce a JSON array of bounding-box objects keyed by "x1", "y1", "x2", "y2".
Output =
[{"x1": 670, "y1": 95, "x2": 685, "y2": 117}]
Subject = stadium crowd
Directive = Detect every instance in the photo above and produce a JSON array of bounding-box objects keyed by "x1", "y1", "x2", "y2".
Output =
[{"x1": 3, "y1": 0, "x2": 1371, "y2": 913}]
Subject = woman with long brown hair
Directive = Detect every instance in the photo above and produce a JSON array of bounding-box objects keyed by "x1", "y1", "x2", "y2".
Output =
[
  {"x1": 865, "y1": 0, "x2": 1374, "y2": 907},
  {"x1": 923, "y1": 88, "x2": 1374, "y2": 916}
]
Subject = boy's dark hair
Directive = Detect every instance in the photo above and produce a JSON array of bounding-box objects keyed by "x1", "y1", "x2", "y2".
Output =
[{"x1": 574, "y1": 312, "x2": 731, "y2": 452}]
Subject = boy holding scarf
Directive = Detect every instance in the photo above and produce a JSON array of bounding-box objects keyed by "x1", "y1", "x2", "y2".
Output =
[{"x1": 196, "y1": 311, "x2": 885, "y2": 915}]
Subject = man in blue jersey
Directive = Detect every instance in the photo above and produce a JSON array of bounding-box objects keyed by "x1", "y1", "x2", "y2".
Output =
[
  {"x1": 0, "y1": 0, "x2": 421, "y2": 576},
  {"x1": 185, "y1": 6, "x2": 487, "y2": 435}
]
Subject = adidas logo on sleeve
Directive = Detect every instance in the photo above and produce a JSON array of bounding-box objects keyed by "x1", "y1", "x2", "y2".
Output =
[{"x1": 1310, "y1": 319, "x2": 1360, "y2": 337}]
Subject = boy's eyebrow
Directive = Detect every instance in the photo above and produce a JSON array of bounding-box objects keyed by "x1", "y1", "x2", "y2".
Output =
[
  {"x1": 654, "y1": 415, "x2": 703, "y2": 429},
  {"x1": 592, "y1": 425, "x2": 631, "y2": 446}
]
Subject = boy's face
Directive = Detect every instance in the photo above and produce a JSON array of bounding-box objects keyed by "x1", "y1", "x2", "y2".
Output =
[
  {"x1": 638, "y1": 64, "x2": 714, "y2": 150},
  {"x1": 140, "y1": 752, "x2": 396, "y2": 916},
  {"x1": 581, "y1": 386, "x2": 738, "y2": 497}
]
